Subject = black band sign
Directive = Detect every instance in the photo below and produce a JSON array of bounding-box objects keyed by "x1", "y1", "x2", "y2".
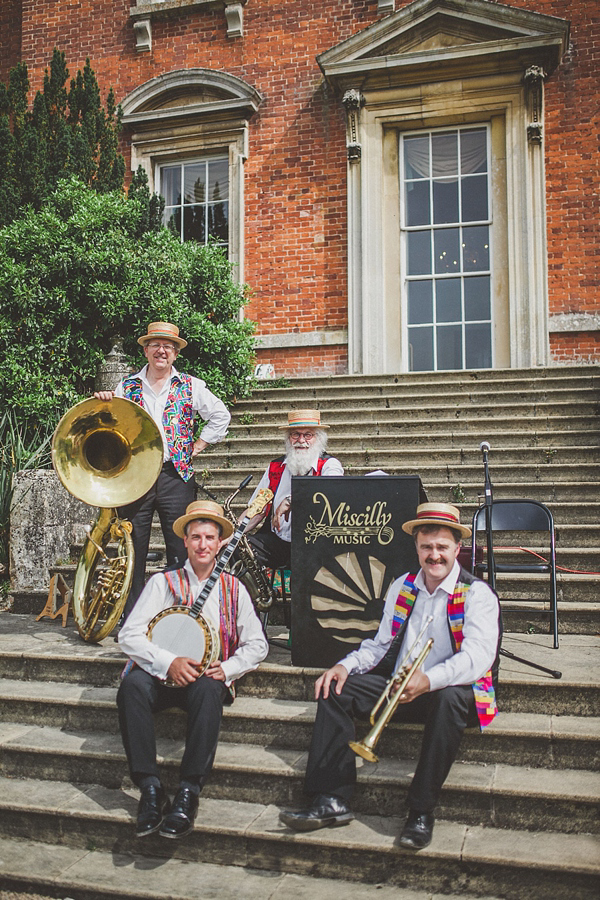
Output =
[{"x1": 291, "y1": 475, "x2": 427, "y2": 668}]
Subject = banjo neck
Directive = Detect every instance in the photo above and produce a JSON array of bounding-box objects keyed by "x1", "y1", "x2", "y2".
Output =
[{"x1": 189, "y1": 518, "x2": 248, "y2": 619}]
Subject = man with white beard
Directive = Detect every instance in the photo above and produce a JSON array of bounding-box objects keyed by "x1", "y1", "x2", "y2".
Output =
[{"x1": 241, "y1": 410, "x2": 344, "y2": 570}]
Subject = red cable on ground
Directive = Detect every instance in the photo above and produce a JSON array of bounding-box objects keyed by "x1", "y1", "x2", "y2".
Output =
[{"x1": 493, "y1": 546, "x2": 600, "y2": 576}]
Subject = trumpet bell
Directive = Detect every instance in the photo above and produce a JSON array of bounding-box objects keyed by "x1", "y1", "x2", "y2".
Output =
[
  {"x1": 348, "y1": 739, "x2": 379, "y2": 763},
  {"x1": 52, "y1": 397, "x2": 163, "y2": 508}
]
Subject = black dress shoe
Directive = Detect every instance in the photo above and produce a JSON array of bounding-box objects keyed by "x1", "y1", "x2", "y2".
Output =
[
  {"x1": 398, "y1": 810, "x2": 435, "y2": 850},
  {"x1": 136, "y1": 784, "x2": 170, "y2": 837},
  {"x1": 279, "y1": 794, "x2": 354, "y2": 832},
  {"x1": 159, "y1": 786, "x2": 199, "y2": 839}
]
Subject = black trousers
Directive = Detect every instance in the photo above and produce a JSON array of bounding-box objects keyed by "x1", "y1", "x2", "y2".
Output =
[
  {"x1": 248, "y1": 527, "x2": 291, "y2": 570},
  {"x1": 304, "y1": 673, "x2": 477, "y2": 814},
  {"x1": 117, "y1": 666, "x2": 229, "y2": 788},
  {"x1": 119, "y1": 462, "x2": 196, "y2": 617}
]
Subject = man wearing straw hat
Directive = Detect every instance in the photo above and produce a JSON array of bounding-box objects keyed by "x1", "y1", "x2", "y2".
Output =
[
  {"x1": 118, "y1": 499, "x2": 268, "y2": 840},
  {"x1": 95, "y1": 322, "x2": 231, "y2": 617},
  {"x1": 240, "y1": 409, "x2": 343, "y2": 571},
  {"x1": 280, "y1": 502, "x2": 500, "y2": 851}
]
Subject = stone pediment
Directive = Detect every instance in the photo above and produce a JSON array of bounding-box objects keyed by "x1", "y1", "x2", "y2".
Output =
[
  {"x1": 318, "y1": 0, "x2": 570, "y2": 88},
  {"x1": 120, "y1": 69, "x2": 263, "y2": 127}
]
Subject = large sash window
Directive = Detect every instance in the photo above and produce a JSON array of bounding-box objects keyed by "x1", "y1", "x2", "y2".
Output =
[
  {"x1": 160, "y1": 157, "x2": 229, "y2": 250},
  {"x1": 402, "y1": 126, "x2": 492, "y2": 371}
]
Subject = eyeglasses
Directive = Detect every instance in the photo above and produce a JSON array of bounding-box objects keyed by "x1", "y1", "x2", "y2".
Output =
[
  {"x1": 290, "y1": 431, "x2": 316, "y2": 441},
  {"x1": 146, "y1": 341, "x2": 177, "y2": 351}
]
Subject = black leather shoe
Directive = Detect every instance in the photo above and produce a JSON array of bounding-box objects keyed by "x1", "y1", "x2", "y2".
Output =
[
  {"x1": 136, "y1": 784, "x2": 170, "y2": 837},
  {"x1": 159, "y1": 786, "x2": 199, "y2": 839},
  {"x1": 279, "y1": 794, "x2": 354, "y2": 832},
  {"x1": 398, "y1": 810, "x2": 435, "y2": 850}
]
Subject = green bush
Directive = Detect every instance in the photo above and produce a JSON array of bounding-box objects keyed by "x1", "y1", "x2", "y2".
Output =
[{"x1": 0, "y1": 177, "x2": 255, "y2": 436}]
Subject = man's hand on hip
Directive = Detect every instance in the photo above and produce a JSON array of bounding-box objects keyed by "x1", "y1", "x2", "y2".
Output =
[{"x1": 192, "y1": 438, "x2": 209, "y2": 457}]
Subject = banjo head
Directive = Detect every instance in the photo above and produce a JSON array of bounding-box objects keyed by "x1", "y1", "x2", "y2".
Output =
[{"x1": 147, "y1": 607, "x2": 220, "y2": 682}]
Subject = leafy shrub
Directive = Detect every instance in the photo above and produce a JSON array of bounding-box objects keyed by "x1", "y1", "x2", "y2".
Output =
[{"x1": 0, "y1": 177, "x2": 255, "y2": 438}]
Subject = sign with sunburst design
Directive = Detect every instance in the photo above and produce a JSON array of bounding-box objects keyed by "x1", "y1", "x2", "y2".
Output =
[{"x1": 291, "y1": 475, "x2": 426, "y2": 667}]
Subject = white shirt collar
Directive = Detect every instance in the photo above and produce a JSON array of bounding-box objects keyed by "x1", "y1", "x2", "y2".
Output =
[
  {"x1": 414, "y1": 559, "x2": 460, "y2": 596},
  {"x1": 135, "y1": 363, "x2": 180, "y2": 385}
]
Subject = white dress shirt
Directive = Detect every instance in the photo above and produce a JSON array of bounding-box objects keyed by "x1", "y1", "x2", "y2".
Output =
[
  {"x1": 115, "y1": 364, "x2": 230, "y2": 461},
  {"x1": 249, "y1": 455, "x2": 344, "y2": 542},
  {"x1": 339, "y1": 561, "x2": 499, "y2": 692},
  {"x1": 118, "y1": 560, "x2": 268, "y2": 686}
]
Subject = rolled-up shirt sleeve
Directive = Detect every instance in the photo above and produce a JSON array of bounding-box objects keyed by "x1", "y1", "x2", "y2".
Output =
[{"x1": 191, "y1": 376, "x2": 230, "y2": 445}]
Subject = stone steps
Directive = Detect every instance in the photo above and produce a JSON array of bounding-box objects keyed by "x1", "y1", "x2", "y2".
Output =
[
  {"x1": 0, "y1": 723, "x2": 597, "y2": 835},
  {"x1": 0, "y1": 679, "x2": 597, "y2": 772},
  {"x1": 0, "y1": 788, "x2": 596, "y2": 900},
  {"x1": 207, "y1": 446, "x2": 600, "y2": 467},
  {"x1": 230, "y1": 400, "x2": 599, "y2": 420}
]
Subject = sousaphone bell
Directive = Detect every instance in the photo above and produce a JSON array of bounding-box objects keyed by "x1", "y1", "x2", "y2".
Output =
[{"x1": 52, "y1": 397, "x2": 163, "y2": 641}]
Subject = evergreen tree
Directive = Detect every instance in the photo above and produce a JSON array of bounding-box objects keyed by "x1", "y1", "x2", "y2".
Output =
[{"x1": 0, "y1": 49, "x2": 125, "y2": 225}]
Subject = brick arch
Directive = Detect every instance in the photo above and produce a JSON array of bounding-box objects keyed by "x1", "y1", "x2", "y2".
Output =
[{"x1": 121, "y1": 69, "x2": 263, "y2": 121}]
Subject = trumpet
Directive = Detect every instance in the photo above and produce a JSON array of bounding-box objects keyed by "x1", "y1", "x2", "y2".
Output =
[{"x1": 348, "y1": 617, "x2": 434, "y2": 764}]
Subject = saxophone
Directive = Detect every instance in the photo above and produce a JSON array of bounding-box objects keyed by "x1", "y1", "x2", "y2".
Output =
[{"x1": 203, "y1": 478, "x2": 277, "y2": 612}]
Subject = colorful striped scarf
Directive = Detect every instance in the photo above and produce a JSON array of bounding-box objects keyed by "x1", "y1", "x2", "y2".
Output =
[{"x1": 391, "y1": 571, "x2": 497, "y2": 730}]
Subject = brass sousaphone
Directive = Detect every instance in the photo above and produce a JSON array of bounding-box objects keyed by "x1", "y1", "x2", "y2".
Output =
[{"x1": 52, "y1": 397, "x2": 163, "y2": 642}]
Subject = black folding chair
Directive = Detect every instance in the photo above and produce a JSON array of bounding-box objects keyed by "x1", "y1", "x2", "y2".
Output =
[{"x1": 471, "y1": 499, "x2": 558, "y2": 649}]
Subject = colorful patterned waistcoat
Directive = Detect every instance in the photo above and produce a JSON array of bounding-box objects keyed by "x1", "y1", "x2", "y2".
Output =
[
  {"x1": 391, "y1": 568, "x2": 498, "y2": 730},
  {"x1": 122, "y1": 373, "x2": 195, "y2": 481}
]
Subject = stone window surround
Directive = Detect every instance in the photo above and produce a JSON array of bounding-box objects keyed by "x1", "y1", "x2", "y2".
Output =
[
  {"x1": 318, "y1": 0, "x2": 570, "y2": 375},
  {"x1": 121, "y1": 69, "x2": 262, "y2": 284}
]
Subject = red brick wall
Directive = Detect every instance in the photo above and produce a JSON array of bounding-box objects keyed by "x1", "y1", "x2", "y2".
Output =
[
  {"x1": 0, "y1": 0, "x2": 22, "y2": 84},
  {"x1": 6, "y1": 0, "x2": 599, "y2": 373},
  {"x1": 550, "y1": 332, "x2": 600, "y2": 364},
  {"x1": 255, "y1": 344, "x2": 348, "y2": 378}
]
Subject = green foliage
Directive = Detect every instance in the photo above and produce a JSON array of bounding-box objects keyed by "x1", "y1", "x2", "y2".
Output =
[
  {"x1": 0, "y1": 410, "x2": 53, "y2": 569},
  {"x1": 0, "y1": 177, "x2": 255, "y2": 437},
  {"x1": 0, "y1": 49, "x2": 125, "y2": 225}
]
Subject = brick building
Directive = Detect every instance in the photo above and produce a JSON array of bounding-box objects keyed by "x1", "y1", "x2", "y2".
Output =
[{"x1": 1, "y1": 0, "x2": 597, "y2": 376}]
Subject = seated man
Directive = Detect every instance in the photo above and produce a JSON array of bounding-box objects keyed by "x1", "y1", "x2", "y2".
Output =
[
  {"x1": 241, "y1": 409, "x2": 343, "y2": 571},
  {"x1": 117, "y1": 500, "x2": 268, "y2": 839},
  {"x1": 279, "y1": 502, "x2": 500, "y2": 850}
]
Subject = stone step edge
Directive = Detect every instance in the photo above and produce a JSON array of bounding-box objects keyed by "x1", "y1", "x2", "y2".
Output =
[
  {"x1": 0, "y1": 726, "x2": 598, "y2": 806},
  {"x1": 0, "y1": 646, "x2": 595, "y2": 690},
  {"x1": 0, "y1": 680, "x2": 598, "y2": 746},
  {"x1": 0, "y1": 833, "x2": 467, "y2": 900},
  {"x1": 0, "y1": 783, "x2": 597, "y2": 886}
]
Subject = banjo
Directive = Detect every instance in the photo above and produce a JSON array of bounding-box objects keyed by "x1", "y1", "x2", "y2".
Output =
[{"x1": 147, "y1": 487, "x2": 273, "y2": 686}]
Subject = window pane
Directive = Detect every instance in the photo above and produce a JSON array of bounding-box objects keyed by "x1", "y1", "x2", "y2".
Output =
[
  {"x1": 407, "y1": 231, "x2": 431, "y2": 275},
  {"x1": 464, "y1": 276, "x2": 490, "y2": 320},
  {"x1": 434, "y1": 228, "x2": 460, "y2": 274},
  {"x1": 404, "y1": 136, "x2": 430, "y2": 179},
  {"x1": 436, "y1": 279, "x2": 461, "y2": 323},
  {"x1": 183, "y1": 164, "x2": 206, "y2": 204},
  {"x1": 406, "y1": 180, "x2": 430, "y2": 226},
  {"x1": 208, "y1": 159, "x2": 229, "y2": 202},
  {"x1": 408, "y1": 280, "x2": 433, "y2": 325},
  {"x1": 163, "y1": 207, "x2": 181, "y2": 237},
  {"x1": 462, "y1": 225, "x2": 489, "y2": 272},
  {"x1": 433, "y1": 179, "x2": 459, "y2": 224},
  {"x1": 461, "y1": 174, "x2": 488, "y2": 221},
  {"x1": 161, "y1": 167, "x2": 181, "y2": 207},
  {"x1": 208, "y1": 201, "x2": 229, "y2": 243},
  {"x1": 432, "y1": 132, "x2": 458, "y2": 177},
  {"x1": 461, "y1": 128, "x2": 487, "y2": 174},
  {"x1": 437, "y1": 324, "x2": 462, "y2": 370},
  {"x1": 183, "y1": 205, "x2": 206, "y2": 243},
  {"x1": 408, "y1": 326, "x2": 434, "y2": 371},
  {"x1": 466, "y1": 323, "x2": 492, "y2": 368}
]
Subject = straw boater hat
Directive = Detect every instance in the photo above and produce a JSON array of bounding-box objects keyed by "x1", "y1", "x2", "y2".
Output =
[
  {"x1": 402, "y1": 502, "x2": 471, "y2": 539},
  {"x1": 278, "y1": 409, "x2": 330, "y2": 430},
  {"x1": 138, "y1": 321, "x2": 187, "y2": 350},
  {"x1": 173, "y1": 500, "x2": 234, "y2": 540}
]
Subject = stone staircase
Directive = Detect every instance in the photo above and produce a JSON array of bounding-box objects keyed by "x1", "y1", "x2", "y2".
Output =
[{"x1": 3, "y1": 364, "x2": 600, "y2": 898}]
